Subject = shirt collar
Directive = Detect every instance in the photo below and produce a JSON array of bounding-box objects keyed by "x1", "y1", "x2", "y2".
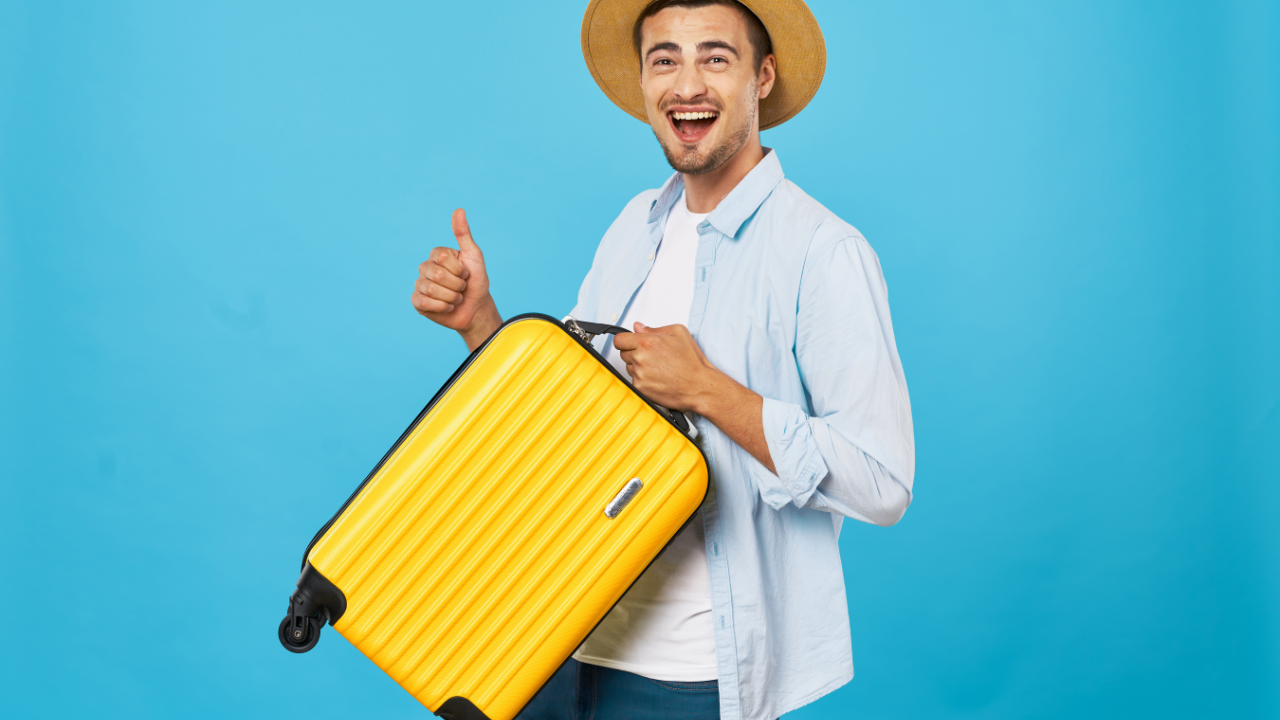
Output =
[{"x1": 646, "y1": 148, "x2": 786, "y2": 239}]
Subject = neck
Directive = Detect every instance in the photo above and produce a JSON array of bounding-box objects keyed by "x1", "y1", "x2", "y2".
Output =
[{"x1": 682, "y1": 133, "x2": 765, "y2": 214}]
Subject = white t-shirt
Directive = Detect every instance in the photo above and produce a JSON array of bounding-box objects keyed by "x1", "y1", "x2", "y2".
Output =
[{"x1": 571, "y1": 192, "x2": 718, "y2": 681}]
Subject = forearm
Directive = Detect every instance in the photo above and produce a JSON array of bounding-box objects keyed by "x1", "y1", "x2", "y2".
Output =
[
  {"x1": 692, "y1": 368, "x2": 776, "y2": 474},
  {"x1": 459, "y1": 299, "x2": 503, "y2": 352}
]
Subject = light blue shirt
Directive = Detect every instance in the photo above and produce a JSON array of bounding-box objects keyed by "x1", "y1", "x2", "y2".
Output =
[{"x1": 570, "y1": 149, "x2": 915, "y2": 720}]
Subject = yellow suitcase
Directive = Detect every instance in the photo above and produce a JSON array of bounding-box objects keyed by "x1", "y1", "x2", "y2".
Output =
[{"x1": 278, "y1": 314, "x2": 709, "y2": 720}]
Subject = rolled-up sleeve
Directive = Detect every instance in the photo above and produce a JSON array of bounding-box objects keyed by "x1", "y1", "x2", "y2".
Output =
[{"x1": 753, "y1": 234, "x2": 915, "y2": 526}]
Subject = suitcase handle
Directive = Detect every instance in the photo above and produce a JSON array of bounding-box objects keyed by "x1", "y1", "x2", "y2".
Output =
[
  {"x1": 563, "y1": 317, "x2": 692, "y2": 435},
  {"x1": 565, "y1": 318, "x2": 630, "y2": 339}
]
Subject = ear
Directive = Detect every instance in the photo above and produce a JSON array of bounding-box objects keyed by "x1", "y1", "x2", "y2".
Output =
[{"x1": 757, "y1": 54, "x2": 777, "y2": 100}]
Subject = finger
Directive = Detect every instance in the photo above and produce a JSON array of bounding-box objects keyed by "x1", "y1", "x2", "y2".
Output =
[
  {"x1": 415, "y1": 275, "x2": 461, "y2": 296},
  {"x1": 419, "y1": 280, "x2": 465, "y2": 302},
  {"x1": 412, "y1": 294, "x2": 455, "y2": 315},
  {"x1": 452, "y1": 208, "x2": 483, "y2": 257},
  {"x1": 420, "y1": 282, "x2": 464, "y2": 305},
  {"x1": 425, "y1": 264, "x2": 467, "y2": 292},
  {"x1": 612, "y1": 332, "x2": 639, "y2": 351},
  {"x1": 638, "y1": 322, "x2": 679, "y2": 335},
  {"x1": 429, "y1": 248, "x2": 467, "y2": 279}
]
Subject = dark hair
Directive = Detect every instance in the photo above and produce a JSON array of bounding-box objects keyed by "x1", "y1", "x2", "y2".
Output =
[{"x1": 632, "y1": 0, "x2": 774, "y2": 72}]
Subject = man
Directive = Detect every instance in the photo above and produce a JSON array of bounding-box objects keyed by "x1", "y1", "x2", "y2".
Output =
[{"x1": 410, "y1": 1, "x2": 914, "y2": 718}]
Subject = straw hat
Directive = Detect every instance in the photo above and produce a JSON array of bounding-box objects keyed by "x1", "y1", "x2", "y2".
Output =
[{"x1": 580, "y1": 0, "x2": 826, "y2": 130}]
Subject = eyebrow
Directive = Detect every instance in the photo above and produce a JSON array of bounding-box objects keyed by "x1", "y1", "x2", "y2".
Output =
[
  {"x1": 697, "y1": 40, "x2": 739, "y2": 57},
  {"x1": 644, "y1": 41, "x2": 680, "y2": 61},
  {"x1": 644, "y1": 39, "x2": 741, "y2": 61}
]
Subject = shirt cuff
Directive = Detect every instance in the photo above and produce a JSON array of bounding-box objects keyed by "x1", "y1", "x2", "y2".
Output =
[{"x1": 755, "y1": 397, "x2": 831, "y2": 510}]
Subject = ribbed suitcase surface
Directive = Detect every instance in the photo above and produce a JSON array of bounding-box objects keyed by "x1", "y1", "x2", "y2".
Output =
[{"x1": 303, "y1": 316, "x2": 708, "y2": 719}]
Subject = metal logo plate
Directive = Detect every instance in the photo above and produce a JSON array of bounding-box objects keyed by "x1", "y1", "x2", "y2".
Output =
[{"x1": 604, "y1": 478, "x2": 644, "y2": 519}]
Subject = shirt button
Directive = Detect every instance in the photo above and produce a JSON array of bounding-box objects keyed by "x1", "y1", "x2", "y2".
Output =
[
  {"x1": 612, "y1": 313, "x2": 619, "y2": 322},
  {"x1": 647, "y1": 253, "x2": 655, "y2": 261}
]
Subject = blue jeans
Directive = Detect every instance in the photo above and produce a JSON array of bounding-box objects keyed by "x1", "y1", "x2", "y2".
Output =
[{"x1": 515, "y1": 658, "x2": 720, "y2": 720}]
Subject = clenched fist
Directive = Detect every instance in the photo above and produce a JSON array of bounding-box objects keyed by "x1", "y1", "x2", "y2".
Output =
[
  {"x1": 413, "y1": 208, "x2": 503, "y2": 350},
  {"x1": 614, "y1": 322, "x2": 776, "y2": 473},
  {"x1": 613, "y1": 322, "x2": 716, "y2": 413}
]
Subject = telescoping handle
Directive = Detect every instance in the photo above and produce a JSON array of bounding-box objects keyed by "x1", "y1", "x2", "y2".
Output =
[{"x1": 563, "y1": 317, "x2": 693, "y2": 436}]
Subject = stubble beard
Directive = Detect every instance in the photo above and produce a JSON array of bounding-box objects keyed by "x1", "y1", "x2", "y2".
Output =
[{"x1": 656, "y1": 81, "x2": 758, "y2": 176}]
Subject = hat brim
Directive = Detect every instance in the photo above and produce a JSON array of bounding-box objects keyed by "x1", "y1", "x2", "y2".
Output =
[{"x1": 581, "y1": 0, "x2": 827, "y2": 131}]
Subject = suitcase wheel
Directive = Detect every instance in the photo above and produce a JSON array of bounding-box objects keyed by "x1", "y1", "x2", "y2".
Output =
[
  {"x1": 279, "y1": 563, "x2": 346, "y2": 654},
  {"x1": 278, "y1": 615, "x2": 321, "y2": 653}
]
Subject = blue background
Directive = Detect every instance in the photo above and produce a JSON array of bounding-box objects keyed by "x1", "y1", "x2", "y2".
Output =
[{"x1": 1, "y1": 1, "x2": 1276, "y2": 717}]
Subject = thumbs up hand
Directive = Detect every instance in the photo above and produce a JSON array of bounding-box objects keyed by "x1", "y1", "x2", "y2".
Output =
[{"x1": 412, "y1": 208, "x2": 503, "y2": 350}]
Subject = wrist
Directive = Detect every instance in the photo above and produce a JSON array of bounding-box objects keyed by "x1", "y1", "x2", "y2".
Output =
[
  {"x1": 459, "y1": 298, "x2": 502, "y2": 351},
  {"x1": 691, "y1": 365, "x2": 731, "y2": 417}
]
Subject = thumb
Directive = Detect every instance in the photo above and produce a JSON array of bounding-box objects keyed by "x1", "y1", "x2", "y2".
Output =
[{"x1": 452, "y1": 208, "x2": 482, "y2": 255}]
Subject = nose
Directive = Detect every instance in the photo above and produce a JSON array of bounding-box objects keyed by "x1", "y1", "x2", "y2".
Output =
[{"x1": 671, "y1": 60, "x2": 708, "y2": 104}]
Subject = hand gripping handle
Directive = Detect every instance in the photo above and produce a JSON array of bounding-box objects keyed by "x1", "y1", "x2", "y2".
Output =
[{"x1": 562, "y1": 317, "x2": 692, "y2": 435}]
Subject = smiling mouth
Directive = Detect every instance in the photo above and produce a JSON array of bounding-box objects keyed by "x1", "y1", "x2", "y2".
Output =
[{"x1": 669, "y1": 110, "x2": 720, "y2": 143}]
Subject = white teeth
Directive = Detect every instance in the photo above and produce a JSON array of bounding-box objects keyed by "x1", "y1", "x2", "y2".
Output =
[{"x1": 672, "y1": 111, "x2": 718, "y2": 120}]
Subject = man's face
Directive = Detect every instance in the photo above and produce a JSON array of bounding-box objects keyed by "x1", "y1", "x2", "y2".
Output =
[{"x1": 638, "y1": 5, "x2": 775, "y2": 175}]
